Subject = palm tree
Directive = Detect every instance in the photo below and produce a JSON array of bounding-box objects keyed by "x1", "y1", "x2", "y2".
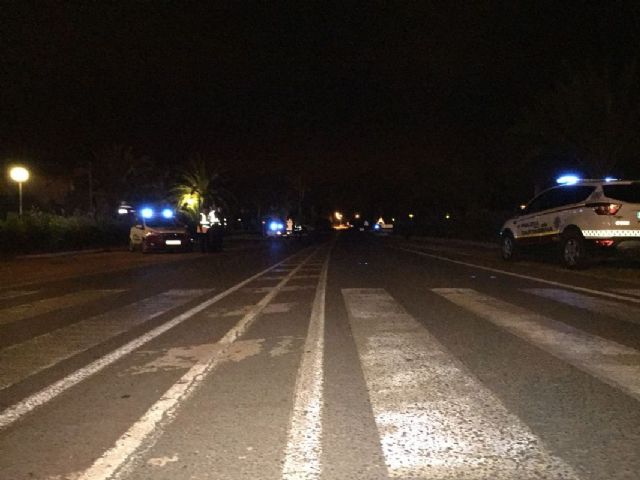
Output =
[{"x1": 172, "y1": 153, "x2": 233, "y2": 221}]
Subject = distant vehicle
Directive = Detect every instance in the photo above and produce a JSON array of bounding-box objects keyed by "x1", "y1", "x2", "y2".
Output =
[
  {"x1": 129, "y1": 207, "x2": 192, "y2": 253},
  {"x1": 500, "y1": 178, "x2": 640, "y2": 268},
  {"x1": 265, "y1": 219, "x2": 285, "y2": 238}
]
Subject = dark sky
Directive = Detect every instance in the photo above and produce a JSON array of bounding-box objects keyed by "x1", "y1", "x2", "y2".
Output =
[{"x1": 2, "y1": 2, "x2": 639, "y2": 179}]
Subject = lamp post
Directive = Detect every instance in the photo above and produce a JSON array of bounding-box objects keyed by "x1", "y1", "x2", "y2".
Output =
[{"x1": 9, "y1": 166, "x2": 30, "y2": 216}]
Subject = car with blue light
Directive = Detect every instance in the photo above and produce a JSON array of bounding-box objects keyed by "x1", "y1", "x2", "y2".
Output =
[
  {"x1": 265, "y1": 219, "x2": 285, "y2": 237},
  {"x1": 129, "y1": 207, "x2": 192, "y2": 253},
  {"x1": 500, "y1": 176, "x2": 640, "y2": 268}
]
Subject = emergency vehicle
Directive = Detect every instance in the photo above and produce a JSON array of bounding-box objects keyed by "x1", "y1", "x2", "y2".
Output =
[
  {"x1": 129, "y1": 207, "x2": 192, "y2": 253},
  {"x1": 500, "y1": 177, "x2": 640, "y2": 268}
]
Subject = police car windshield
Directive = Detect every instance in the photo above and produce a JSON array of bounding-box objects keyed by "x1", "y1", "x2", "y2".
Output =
[{"x1": 144, "y1": 217, "x2": 181, "y2": 228}]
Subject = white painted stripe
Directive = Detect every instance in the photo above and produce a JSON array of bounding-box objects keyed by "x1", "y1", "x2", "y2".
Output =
[
  {"x1": 281, "y1": 252, "x2": 330, "y2": 480},
  {"x1": 524, "y1": 288, "x2": 640, "y2": 325},
  {"x1": 0, "y1": 289, "x2": 212, "y2": 390},
  {"x1": 610, "y1": 288, "x2": 640, "y2": 298},
  {"x1": 342, "y1": 289, "x2": 580, "y2": 479},
  {"x1": 397, "y1": 246, "x2": 640, "y2": 304},
  {"x1": 76, "y1": 249, "x2": 319, "y2": 480},
  {"x1": 0, "y1": 289, "x2": 125, "y2": 325},
  {"x1": 433, "y1": 288, "x2": 640, "y2": 402},
  {"x1": 0, "y1": 290, "x2": 39, "y2": 300},
  {"x1": 0, "y1": 250, "x2": 308, "y2": 431}
]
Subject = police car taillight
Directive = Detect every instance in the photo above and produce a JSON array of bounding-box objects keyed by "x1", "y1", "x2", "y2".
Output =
[{"x1": 590, "y1": 203, "x2": 621, "y2": 215}]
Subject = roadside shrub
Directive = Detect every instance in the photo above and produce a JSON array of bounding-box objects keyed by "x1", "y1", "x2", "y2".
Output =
[{"x1": 0, "y1": 211, "x2": 129, "y2": 254}]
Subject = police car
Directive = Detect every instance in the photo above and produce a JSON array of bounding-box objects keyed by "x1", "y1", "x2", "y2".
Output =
[
  {"x1": 500, "y1": 177, "x2": 640, "y2": 268},
  {"x1": 129, "y1": 207, "x2": 192, "y2": 253}
]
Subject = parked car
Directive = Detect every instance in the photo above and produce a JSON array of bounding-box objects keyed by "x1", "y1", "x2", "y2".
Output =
[
  {"x1": 500, "y1": 179, "x2": 640, "y2": 268},
  {"x1": 129, "y1": 208, "x2": 192, "y2": 253}
]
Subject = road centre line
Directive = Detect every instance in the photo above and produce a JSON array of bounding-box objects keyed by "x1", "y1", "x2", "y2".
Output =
[
  {"x1": 0, "y1": 249, "x2": 311, "y2": 431},
  {"x1": 77, "y1": 248, "x2": 322, "y2": 480},
  {"x1": 281, "y1": 250, "x2": 330, "y2": 480},
  {"x1": 433, "y1": 288, "x2": 640, "y2": 403},
  {"x1": 396, "y1": 246, "x2": 640, "y2": 304}
]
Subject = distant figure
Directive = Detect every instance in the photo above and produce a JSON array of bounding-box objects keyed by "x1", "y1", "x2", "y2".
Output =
[{"x1": 286, "y1": 217, "x2": 294, "y2": 235}]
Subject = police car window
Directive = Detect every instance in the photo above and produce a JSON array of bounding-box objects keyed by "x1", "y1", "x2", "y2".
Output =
[
  {"x1": 524, "y1": 190, "x2": 553, "y2": 214},
  {"x1": 603, "y1": 183, "x2": 640, "y2": 203}
]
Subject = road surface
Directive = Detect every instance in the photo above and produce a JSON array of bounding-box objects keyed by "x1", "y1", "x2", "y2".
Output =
[{"x1": 1, "y1": 233, "x2": 640, "y2": 480}]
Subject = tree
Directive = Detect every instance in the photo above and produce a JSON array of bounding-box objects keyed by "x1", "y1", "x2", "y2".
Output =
[
  {"x1": 172, "y1": 153, "x2": 233, "y2": 221},
  {"x1": 514, "y1": 63, "x2": 640, "y2": 178}
]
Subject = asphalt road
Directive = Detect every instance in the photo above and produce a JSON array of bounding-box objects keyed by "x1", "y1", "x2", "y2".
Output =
[{"x1": 1, "y1": 233, "x2": 640, "y2": 480}]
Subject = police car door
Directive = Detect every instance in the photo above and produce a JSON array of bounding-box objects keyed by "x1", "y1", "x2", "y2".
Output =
[{"x1": 514, "y1": 189, "x2": 554, "y2": 245}]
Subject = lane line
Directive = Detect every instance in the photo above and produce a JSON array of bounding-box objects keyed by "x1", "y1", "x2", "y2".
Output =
[
  {"x1": 0, "y1": 290, "x2": 39, "y2": 301},
  {"x1": 610, "y1": 288, "x2": 640, "y2": 298},
  {"x1": 342, "y1": 288, "x2": 580, "y2": 479},
  {"x1": 396, "y1": 246, "x2": 640, "y2": 304},
  {"x1": 0, "y1": 250, "x2": 309, "y2": 431},
  {"x1": 524, "y1": 288, "x2": 640, "y2": 326},
  {"x1": 76, "y1": 248, "x2": 321, "y2": 480},
  {"x1": 0, "y1": 290, "x2": 125, "y2": 325},
  {"x1": 281, "y1": 250, "x2": 330, "y2": 480},
  {"x1": 0, "y1": 289, "x2": 212, "y2": 390},
  {"x1": 433, "y1": 288, "x2": 640, "y2": 402}
]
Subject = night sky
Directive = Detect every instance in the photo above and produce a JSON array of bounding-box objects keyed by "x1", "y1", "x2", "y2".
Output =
[{"x1": 2, "y1": 2, "x2": 639, "y2": 199}]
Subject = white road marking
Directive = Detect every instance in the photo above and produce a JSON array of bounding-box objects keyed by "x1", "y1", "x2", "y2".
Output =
[
  {"x1": 342, "y1": 288, "x2": 581, "y2": 480},
  {"x1": 0, "y1": 289, "x2": 211, "y2": 390},
  {"x1": 433, "y1": 288, "x2": 640, "y2": 402},
  {"x1": 76, "y1": 249, "x2": 318, "y2": 480},
  {"x1": 610, "y1": 288, "x2": 640, "y2": 298},
  {"x1": 0, "y1": 250, "x2": 308, "y2": 431},
  {"x1": 281, "y1": 253, "x2": 330, "y2": 480},
  {"x1": 249, "y1": 285, "x2": 316, "y2": 294},
  {"x1": 263, "y1": 302, "x2": 297, "y2": 314},
  {"x1": 524, "y1": 288, "x2": 640, "y2": 325},
  {"x1": 0, "y1": 290, "x2": 39, "y2": 300},
  {"x1": 0, "y1": 290, "x2": 125, "y2": 325},
  {"x1": 397, "y1": 246, "x2": 640, "y2": 304}
]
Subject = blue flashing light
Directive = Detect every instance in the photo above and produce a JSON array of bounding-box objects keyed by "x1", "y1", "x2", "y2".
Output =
[
  {"x1": 374, "y1": 224, "x2": 381, "y2": 230},
  {"x1": 141, "y1": 207, "x2": 154, "y2": 219},
  {"x1": 556, "y1": 175, "x2": 580, "y2": 185},
  {"x1": 162, "y1": 208, "x2": 174, "y2": 219},
  {"x1": 269, "y1": 221, "x2": 282, "y2": 232}
]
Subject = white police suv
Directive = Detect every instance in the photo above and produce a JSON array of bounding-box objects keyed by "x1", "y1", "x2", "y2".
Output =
[{"x1": 500, "y1": 177, "x2": 640, "y2": 268}]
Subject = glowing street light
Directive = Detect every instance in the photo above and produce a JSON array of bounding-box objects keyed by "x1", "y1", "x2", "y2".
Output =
[
  {"x1": 335, "y1": 211, "x2": 343, "y2": 221},
  {"x1": 408, "y1": 213, "x2": 414, "y2": 219},
  {"x1": 9, "y1": 166, "x2": 30, "y2": 216}
]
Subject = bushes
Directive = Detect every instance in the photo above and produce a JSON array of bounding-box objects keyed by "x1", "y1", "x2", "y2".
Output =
[{"x1": 0, "y1": 212, "x2": 129, "y2": 254}]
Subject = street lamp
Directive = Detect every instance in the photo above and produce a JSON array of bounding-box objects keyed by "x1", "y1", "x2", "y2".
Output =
[{"x1": 9, "y1": 166, "x2": 30, "y2": 216}]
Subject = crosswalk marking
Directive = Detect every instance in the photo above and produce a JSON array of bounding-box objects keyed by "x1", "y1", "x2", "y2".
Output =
[
  {"x1": 76, "y1": 249, "x2": 320, "y2": 480},
  {"x1": 0, "y1": 290, "x2": 125, "y2": 326},
  {"x1": 0, "y1": 290, "x2": 39, "y2": 300},
  {"x1": 343, "y1": 288, "x2": 580, "y2": 479},
  {"x1": 0, "y1": 289, "x2": 211, "y2": 390},
  {"x1": 434, "y1": 288, "x2": 640, "y2": 402},
  {"x1": 524, "y1": 288, "x2": 640, "y2": 325}
]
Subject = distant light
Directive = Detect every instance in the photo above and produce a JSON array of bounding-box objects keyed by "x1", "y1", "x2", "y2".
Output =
[
  {"x1": 261, "y1": 220, "x2": 266, "y2": 225},
  {"x1": 269, "y1": 221, "x2": 281, "y2": 231},
  {"x1": 354, "y1": 213, "x2": 360, "y2": 219},
  {"x1": 605, "y1": 177, "x2": 618, "y2": 182},
  {"x1": 9, "y1": 166, "x2": 30, "y2": 183},
  {"x1": 445, "y1": 213, "x2": 451, "y2": 220},
  {"x1": 186, "y1": 197, "x2": 196, "y2": 206},
  {"x1": 118, "y1": 208, "x2": 129, "y2": 215},
  {"x1": 141, "y1": 208, "x2": 154, "y2": 219},
  {"x1": 237, "y1": 218, "x2": 242, "y2": 222},
  {"x1": 391, "y1": 218, "x2": 395, "y2": 222},
  {"x1": 556, "y1": 175, "x2": 580, "y2": 185},
  {"x1": 374, "y1": 224, "x2": 381, "y2": 230},
  {"x1": 335, "y1": 211, "x2": 343, "y2": 220},
  {"x1": 408, "y1": 213, "x2": 414, "y2": 219},
  {"x1": 162, "y1": 209, "x2": 173, "y2": 219},
  {"x1": 520, "y1": 204, "x2": 527, "y2": 210}
]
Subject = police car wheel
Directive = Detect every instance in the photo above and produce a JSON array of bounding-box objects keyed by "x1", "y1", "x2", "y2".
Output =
[
  {"x1": 501, "y1": 233, "x2": 518, "y2": 261},
  {"x1": 560, "y1": 231, "x2": 588, "y2": 269}
]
